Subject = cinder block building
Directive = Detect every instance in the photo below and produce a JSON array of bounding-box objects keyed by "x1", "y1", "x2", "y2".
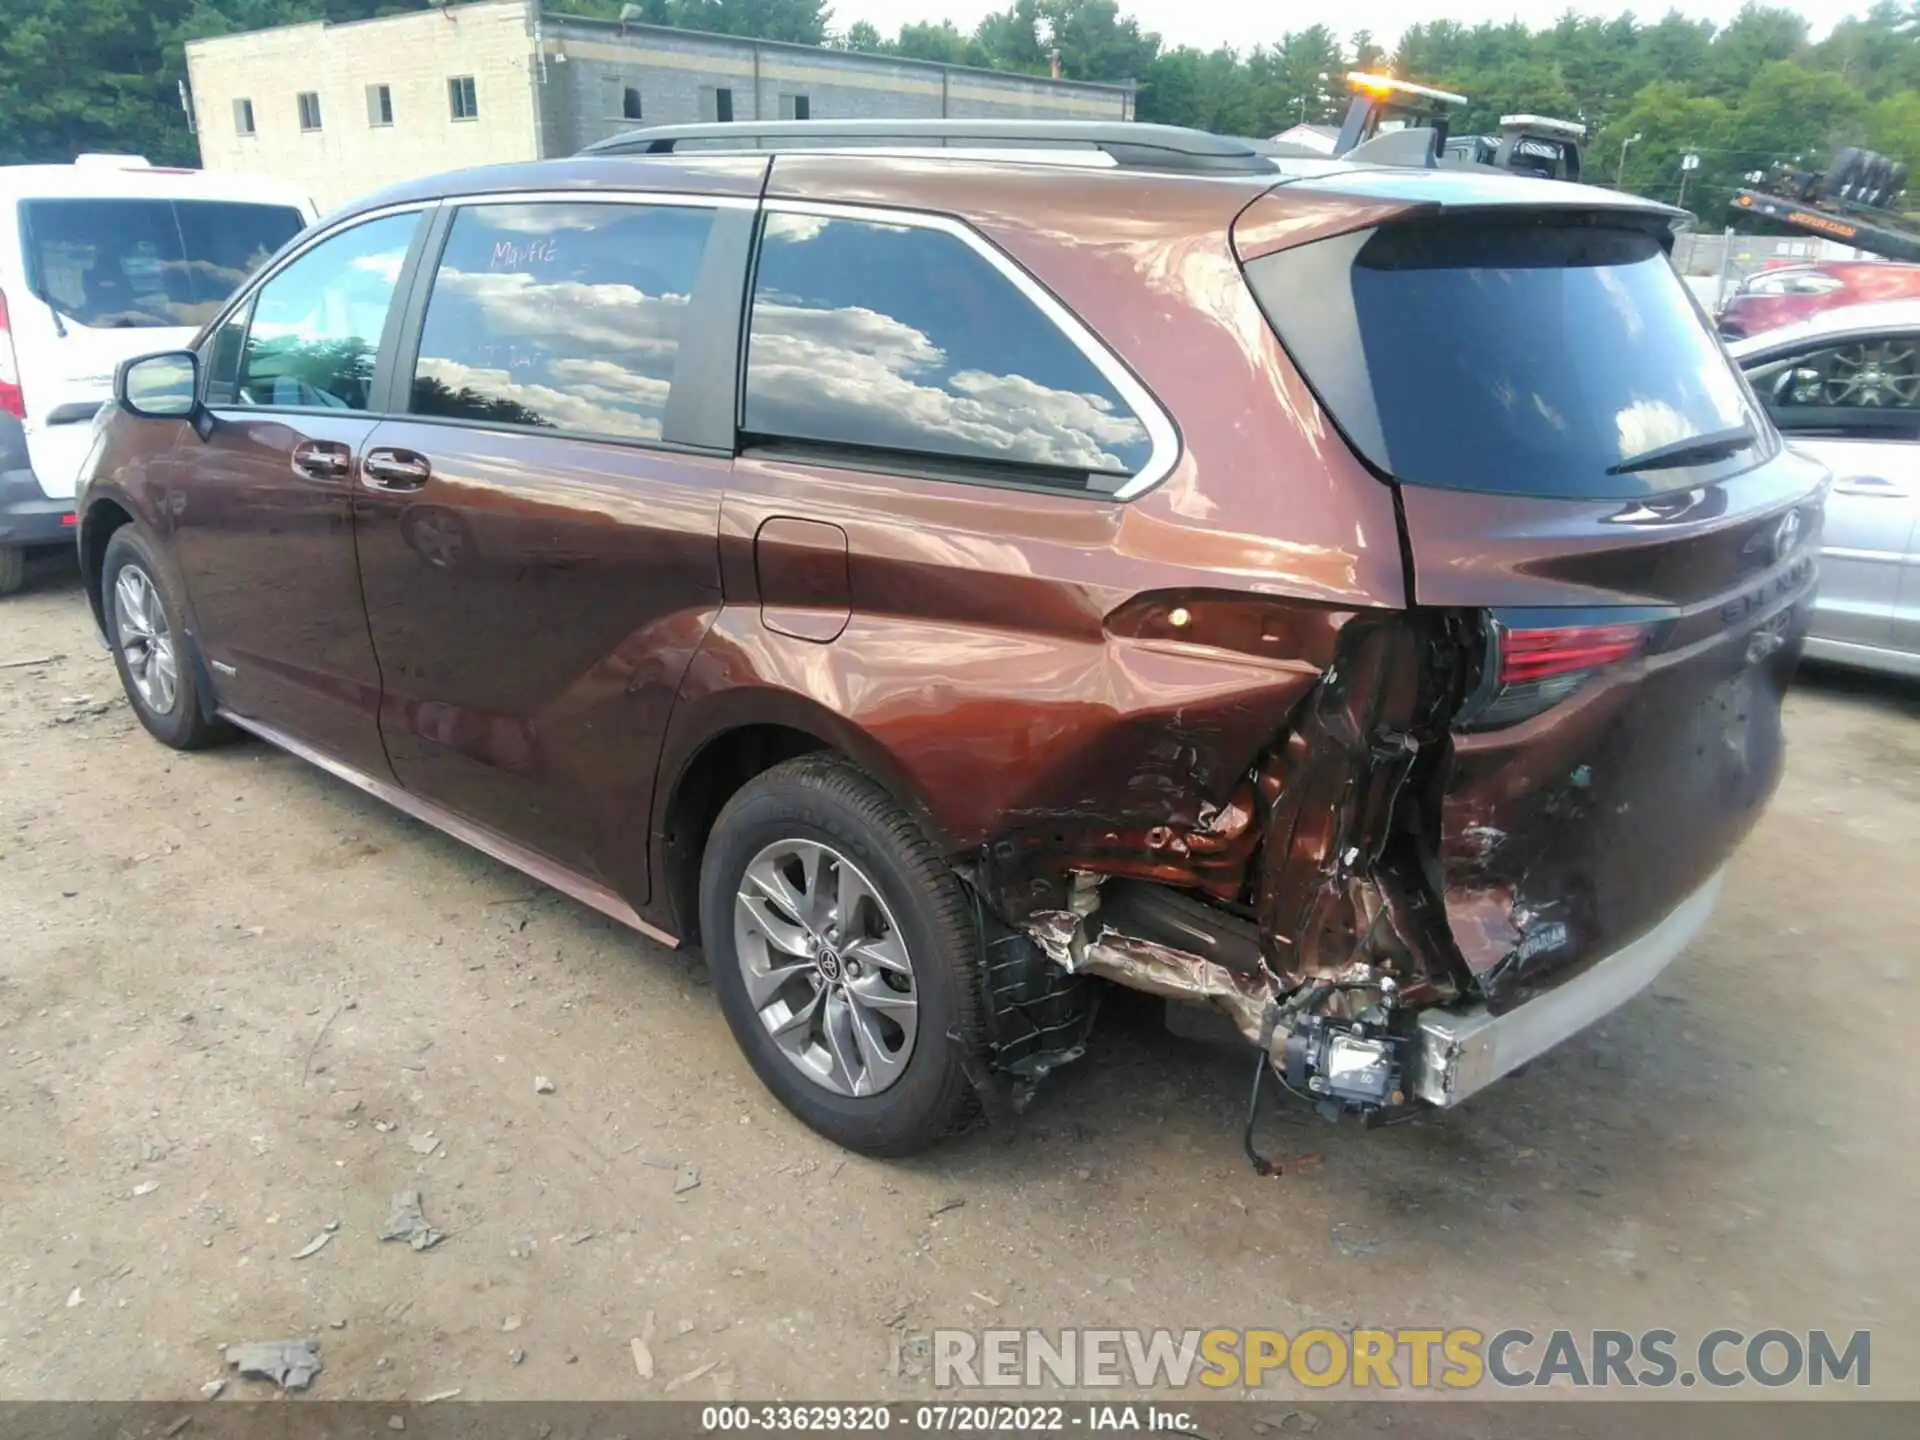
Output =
[{"x1": 185, "y1": 0, "x2": 1136, "y2": 210}]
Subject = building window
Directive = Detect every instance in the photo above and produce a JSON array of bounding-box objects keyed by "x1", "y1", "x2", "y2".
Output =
[
  {"x1": 701, "y1": 86, "x2": 734, "y2": 123},
  {"x1": 297, "y1": 91, "x2": 322, "y2": 132},
  {"x1": 367, "y1": 83, "x2": 393, "y2": 127},
  {"x1": 233, "y1": 98, "x2": 256, "y2": 136},
  {"x1": 778, "y1": 93, "x2": 810, "y2": 120},
  {"x1": 623, "y1": 86, "x2": 643, "y2": 121},
  {"x1": 449, "y1": 75, "x2": 478, "y2": 121}
]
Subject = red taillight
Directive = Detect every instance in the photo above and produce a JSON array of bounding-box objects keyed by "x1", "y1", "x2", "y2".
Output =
[
  {"x1": 1498, "y1": 624, "x2": 1646, "y2": 684},
  {"x1": 0, "y1": 290, "x2": 24, "y2": 419},
  {"x1": 60, "y1": 513, "x2": 77, "y2": 527},
  {"x1": 1466, "y1": 620, "x2": 1649, "y2": 730}
]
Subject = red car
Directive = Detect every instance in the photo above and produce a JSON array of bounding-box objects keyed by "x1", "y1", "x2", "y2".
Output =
[{"x1": 1718, "y1": 259, "x2": 1920, "y2": 339}]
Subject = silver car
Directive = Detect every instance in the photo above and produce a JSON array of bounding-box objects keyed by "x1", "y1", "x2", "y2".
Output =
[{"x1": 1731, "y1": 299, "x2": 1920, "y2": 677}]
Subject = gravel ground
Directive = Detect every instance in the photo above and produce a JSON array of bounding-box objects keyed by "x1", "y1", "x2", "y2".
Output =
[{"x1": 2, "y1": 554, "x2": 1916, "y2": 1406}]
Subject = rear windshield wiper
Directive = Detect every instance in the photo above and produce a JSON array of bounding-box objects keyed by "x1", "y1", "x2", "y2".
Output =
[{"x1": 1605, "y1": 423, "x2": 1756, "y2": 476}]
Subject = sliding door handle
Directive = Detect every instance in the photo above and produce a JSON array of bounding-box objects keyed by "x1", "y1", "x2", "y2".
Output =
[{"x1": 362, "y1": 448, "x2": 432, "y2": 493}]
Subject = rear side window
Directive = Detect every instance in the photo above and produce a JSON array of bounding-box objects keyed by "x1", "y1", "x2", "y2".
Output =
[
  {"x1": 19, "y1": 198, "x2": 305, "y2": 329},
  {"x1": 1245, "y1": 222, "x2": 1761, "y2": 499},
  {"x1": 230, "y1": 211, "x2": 416, "y2": 411},
  {"x1": 742, "y1": 212, "x2": 1153, "y2": 491},
  {"x1": 1745, "y1": 332, "x2": 1920, "y2": 439},
  {"x1": 407, "y1": 201, "x2": 714, "y2": 441}
]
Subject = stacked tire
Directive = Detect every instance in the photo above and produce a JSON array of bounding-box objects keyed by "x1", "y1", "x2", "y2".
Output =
[{"x1": 1822, "y1": 148, "x2": 1909, "y2": 211}]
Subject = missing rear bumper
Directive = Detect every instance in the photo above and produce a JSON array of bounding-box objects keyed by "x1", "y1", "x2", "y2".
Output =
[{"x1": 1409, "y1": 867, "x2": 1724, "y2": 1106}]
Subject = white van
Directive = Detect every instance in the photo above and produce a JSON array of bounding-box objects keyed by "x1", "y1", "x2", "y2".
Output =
[{"x1": 0, "y1": 156, "x2": 316, "y2": 592}]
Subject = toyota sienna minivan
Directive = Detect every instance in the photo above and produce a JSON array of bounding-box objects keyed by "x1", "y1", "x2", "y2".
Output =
[{"x1": 73, "y1": 121, "x2": 1824, "y2": 1157}]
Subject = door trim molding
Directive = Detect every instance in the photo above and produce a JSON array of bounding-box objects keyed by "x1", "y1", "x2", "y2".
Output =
[{"x1": 218, "y1": 709, "x2": 680, "y2": 950}]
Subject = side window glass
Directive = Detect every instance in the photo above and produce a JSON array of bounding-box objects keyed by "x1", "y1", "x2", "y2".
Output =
[
  {"x1": 203, "y1": 297, "x2": 254, "y2": 406},
  {"x1": 233, "y1": 212, "x2": 417, "y2": 411},
  {"x1": 1747, "y1": 333, "x2": 1920, "y2": 437},
  {"x1": 407, "y1": 201, "x2": 715, "y2": 441},
  {"x1": 742, "y1": 213, "x2": 1153, "y2": 491}
]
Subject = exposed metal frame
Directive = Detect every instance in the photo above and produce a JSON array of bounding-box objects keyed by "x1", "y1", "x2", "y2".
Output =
[
  {"x1": 583, "y1": 119, "x2": 1272, "y2": 175},
  {"x1": 754, "y1": 198, "x2": 1182, "y2": 501}
]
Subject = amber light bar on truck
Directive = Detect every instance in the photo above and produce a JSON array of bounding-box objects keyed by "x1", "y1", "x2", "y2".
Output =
[{"x1": 1466, "y1": 620, "x2": 1649, "y2": 729}]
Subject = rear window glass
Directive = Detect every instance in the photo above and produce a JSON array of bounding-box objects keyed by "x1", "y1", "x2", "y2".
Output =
[
  {"x1": 19, "y1": 198, "x2": 304, "y2": 329},
  {"x1": 1246, "y1": 222, "x2": 1761, "y2": 498}
]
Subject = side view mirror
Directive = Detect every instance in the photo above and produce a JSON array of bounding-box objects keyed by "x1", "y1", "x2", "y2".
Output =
[{"x1": 115, "y1": 350, "x2": 200, "y2": 421}]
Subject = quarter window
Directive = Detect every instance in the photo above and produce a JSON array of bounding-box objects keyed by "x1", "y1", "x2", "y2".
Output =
[
  {"x1": 407, "y1": 201, "x2": 714, "y2": 441},
  {"x1": 742, "y1": 213, "x2": 1153, "y2": 489},
  {"x1": 229, "y1": 212, "x2": 417, "y2": 411},
  {"x1": 1746, "y1": 333, "x2": 1920, "y2": 438},
  {"x1": 449, "y1": 76, "x2": 478, "y2": 121}
]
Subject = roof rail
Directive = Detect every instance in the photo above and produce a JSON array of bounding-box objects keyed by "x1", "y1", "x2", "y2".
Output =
[{"x1": 579, "y1": 120, "x2": 1275, "y2": 175}]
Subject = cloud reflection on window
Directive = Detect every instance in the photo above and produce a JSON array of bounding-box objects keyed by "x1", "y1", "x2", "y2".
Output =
[
  {"x1": 745, "y1": 214, "x2": 1150, "y2": 481},
  {"x1": 408, "y1": 203, "x2": 713, "y2": 440}
]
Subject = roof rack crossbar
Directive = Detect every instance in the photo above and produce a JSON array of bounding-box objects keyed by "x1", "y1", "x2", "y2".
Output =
[{"x1": 579, "y1": 119, "x2": 1274, "y2": 174}]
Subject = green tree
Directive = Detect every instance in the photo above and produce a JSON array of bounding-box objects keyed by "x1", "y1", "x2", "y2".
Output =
[{"x1": 1349, "y1": 29, "x2": 1385, "y2": 74}]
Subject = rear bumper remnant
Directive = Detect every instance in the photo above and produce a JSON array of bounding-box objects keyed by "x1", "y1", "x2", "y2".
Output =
[{"x1": 1409, "y1": 868, "x2": 1724, "y2": 1107}]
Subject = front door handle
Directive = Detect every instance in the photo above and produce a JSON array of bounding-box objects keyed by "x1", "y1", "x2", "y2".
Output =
[
  {"x1": 362, "y1": 448, "x2": 432, "y2": 493},
  {"x1": 290, "y1": 440, "x2": 351, "y2": 480}
]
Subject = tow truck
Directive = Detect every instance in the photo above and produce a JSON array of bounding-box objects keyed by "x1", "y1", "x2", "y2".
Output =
[
  {"x1": 1730, "y1": 147, "x2": 1918, "y2": 263},
  {"x1": 1265, "y1": 72, "x2": 1588, "y2": 181}
]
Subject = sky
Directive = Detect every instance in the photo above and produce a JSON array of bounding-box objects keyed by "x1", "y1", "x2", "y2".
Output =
[{"x1": 828, "y1": 0, "x2": 1869, "y2": 53}]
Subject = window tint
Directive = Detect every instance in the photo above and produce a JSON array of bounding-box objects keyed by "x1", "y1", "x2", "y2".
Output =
[
  {"x1": 232, "y1": 212, "x2": 416, "y2": 411},
  {"x1": 742, "y1": 213, "x2": 1152, "y2": 487},
  {"x1": 1745, "y1": 333, "x2": 1920, "y2": 437},
  {"x1": 21, "y1": 199, "x2": 305, "y2": 329},
  {"x1": 1246, "y1": 222, "x2": 1760, "y2": 499},
  {"x1": 408, "y1": 202, "x2": 714, "y2": 440},
  {"x1": 203, "y1": 299, "x2": 253, "y2": 406}
]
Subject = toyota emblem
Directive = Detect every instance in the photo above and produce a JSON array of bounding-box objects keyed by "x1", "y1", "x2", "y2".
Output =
[{"x1": 1772, "y1": 509, "x2": 1804, "y2": 562}]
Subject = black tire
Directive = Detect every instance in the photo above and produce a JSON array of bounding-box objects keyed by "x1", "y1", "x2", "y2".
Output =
[
  {"x1": 1824, "y1": 146, "x2": 1864, "y2": 203},
  {"x1": 699, "y1": 754, "x2": 985, "y2": 1156},
  {"x1": 101, "y1": 525, "x2": 229, "y2": 750},
  {"x1": 0, "y1": 545, "x2": 23, "y2": 596}
]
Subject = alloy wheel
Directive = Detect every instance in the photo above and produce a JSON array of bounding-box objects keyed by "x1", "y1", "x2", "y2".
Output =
[
  {"x1": 732, "y1": 838, "x2": 919, "y2": 1097},
  {"x1": 113, "y1": 564, "x2": 179, "y2": 716},
  {"x1": 1825, "y1": 341, "x2": 1920, "y2": 408}
]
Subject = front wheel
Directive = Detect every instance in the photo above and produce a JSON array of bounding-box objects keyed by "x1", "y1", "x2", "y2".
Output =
[
  {"x1": 102, "y1": 525, "x2": 228, "y2": 750},
  {"x1": 699, "y1": 755, "x2": 985, "y2": 1156}
]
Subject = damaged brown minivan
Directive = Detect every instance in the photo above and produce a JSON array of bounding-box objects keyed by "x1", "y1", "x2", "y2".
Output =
[{"x1": 75, "y1": 122, "x2": 1824, "y2": 1157}]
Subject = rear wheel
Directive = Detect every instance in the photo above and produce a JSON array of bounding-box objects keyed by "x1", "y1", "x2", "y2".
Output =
[
  {"x1": 102, "y1": 525, "x2": 228, "y2": 750},
  {"x1": 699, "y1": 754, "x2": 984, "y2": 1155},
  {"x1": 0, "y1": 545, "x2": 23, "y2": 596}
]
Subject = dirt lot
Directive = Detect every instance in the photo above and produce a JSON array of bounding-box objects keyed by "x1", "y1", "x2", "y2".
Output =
[{"x1": 2, "y1": 554, "x2": 1917, "y2": 1405}]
